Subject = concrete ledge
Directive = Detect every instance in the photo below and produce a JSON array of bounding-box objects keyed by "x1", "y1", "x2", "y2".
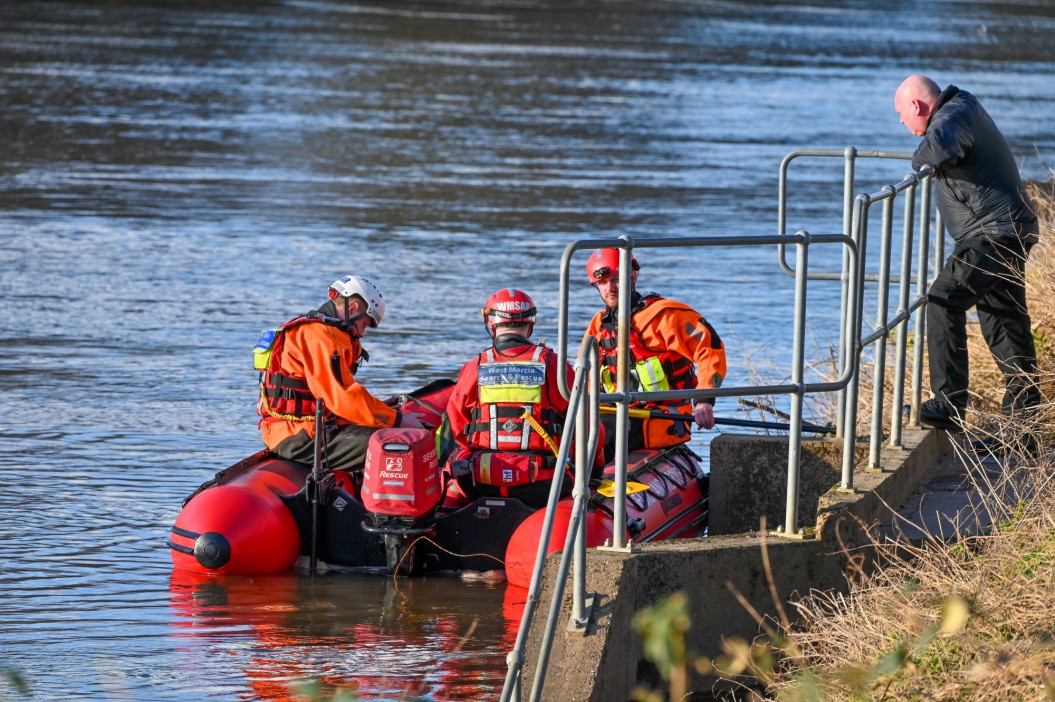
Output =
[
  {"x1": 523, "y1": 534, "x2": 838, "y2": 701},
  {"x1": 815, "y1": 428, "x2": 948, "y2": 551},
  {"x1": 709, "y1": 434, "x2": 865, "y2": 535},
  {"x1": 522, "y1": 427, "x2": 948, "y2": 701}
]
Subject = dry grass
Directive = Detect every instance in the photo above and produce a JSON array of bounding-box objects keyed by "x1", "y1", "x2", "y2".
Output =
[
  {"x1": 712, "y1": 179, "x2": 1055, "y2": 701},
  {"x1": 767, "y1": 438, "x2": 1055, "y2": 702}
]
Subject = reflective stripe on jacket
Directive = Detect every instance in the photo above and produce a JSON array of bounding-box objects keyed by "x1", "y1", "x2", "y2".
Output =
[
  {"x1": 466, "y1": 345, "x2": 563, "y2": 453},
  {"x1": 586, "y1": 292, "x2": 727, "y2": 449},
  {"x1": 588, "y1": 293, "x2": 726, "y2": 398}
]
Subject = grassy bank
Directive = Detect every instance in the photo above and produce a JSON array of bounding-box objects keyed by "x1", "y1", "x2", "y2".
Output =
[{"x1": 705, "y1": 179, "x2": 1055, "y2": 701}]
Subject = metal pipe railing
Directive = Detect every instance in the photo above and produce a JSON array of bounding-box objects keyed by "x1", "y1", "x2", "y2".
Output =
[
  {"x1": 777, "y1": 147, "x2": 916, "y2": 280},
  {"x1": 501, "y1": 337, "x2": 602, "y2": 701},
  {"x1": 557, "y1": 232, "x2": 857, "y2": 544},
  {"x1": 910, "y1": 175, "x2": 934, "y2": 426},
  {"x1": 511, "y1": 149, "x2": 941, "y2": 700},
  {"x1": 500, "y1": 346, "x2": 592, "y2": 702},
  {"x1": 777, "y1": 148, "x2": 916, "y2": 441},
  {"x1": 840, "y1": 166, "x2": 937, "y2": 484},
  {"x1": 612, "y1": 244, "x2": 633, "y2": 550},
  {"x1": 889, "y1": 176, "x2": 918, "y2": 448},
  {"x1": 783, "y1": 233, "x2": 810, "y2": 534},
  {"x1": 867, "y1": 188, "x2": 896, "y2": 469}
]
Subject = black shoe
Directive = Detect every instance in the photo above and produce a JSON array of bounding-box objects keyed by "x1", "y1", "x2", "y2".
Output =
[{"x1": 919, "y1": 398, "x2": 964, "y2": 432}]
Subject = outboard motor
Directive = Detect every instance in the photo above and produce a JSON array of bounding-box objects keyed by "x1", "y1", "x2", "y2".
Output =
[{"x1": 360, "y1": 427, "x2": 442, "y2": 574}]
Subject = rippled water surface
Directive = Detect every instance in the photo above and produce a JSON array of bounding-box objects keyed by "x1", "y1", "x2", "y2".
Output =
[{"x1": 2, "y1": 0, "x2": 1054, "y2": 699}]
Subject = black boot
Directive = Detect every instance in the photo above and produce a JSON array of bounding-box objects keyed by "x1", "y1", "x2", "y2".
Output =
[{"x1": 919, "y1": 398, "x2": 964, "y2": 432}]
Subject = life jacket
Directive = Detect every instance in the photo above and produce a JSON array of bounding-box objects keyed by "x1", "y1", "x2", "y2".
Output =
[
  {"x1": 253, "y1": 313, "x2": 367, "y2": 424},
  {"x1": 462, "y1": 344, "x2": 563, "y2": 486},
  {"x1": 596, "y1": 294, "x2": 696, "y2": 449},
  {"x1": 595, "y1": 293, "x2": 696, "y2": 396}
]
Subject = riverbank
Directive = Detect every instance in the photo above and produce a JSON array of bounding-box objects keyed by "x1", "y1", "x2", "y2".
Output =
[{"x1": 713, "y1": 180, "x2": 1055, "y2": 701}]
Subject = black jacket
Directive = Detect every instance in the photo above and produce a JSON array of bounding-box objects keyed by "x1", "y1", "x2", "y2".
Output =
[{"x1": 912, "y1": 85, "x2": 1037, "y2": 245}]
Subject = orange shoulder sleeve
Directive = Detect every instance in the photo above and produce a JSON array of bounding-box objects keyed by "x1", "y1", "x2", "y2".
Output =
[{"x1": 290, "y1": 324, "x2": 398, "y2": 428}]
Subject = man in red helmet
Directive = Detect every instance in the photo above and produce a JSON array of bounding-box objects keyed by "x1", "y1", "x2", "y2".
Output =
[
  {"x1": 254, "y1": 275, "x2": 423, "y2": 474},
  {"x1": 446, "y1": 289, "x2": 602, "y2": 508},
  {"x1": 585, "y1": 248, "x2": 727, "y2": 455}
]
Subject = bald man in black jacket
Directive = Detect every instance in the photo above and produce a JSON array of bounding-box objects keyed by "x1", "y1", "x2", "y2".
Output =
[{"x1": 894, "y1": 75, "x2": 1040, "y2": 430}]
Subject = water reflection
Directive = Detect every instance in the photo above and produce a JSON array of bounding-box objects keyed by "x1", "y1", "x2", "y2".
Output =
[{"x1": 169, "y1": 570, "x2": 522, "y2": 701}]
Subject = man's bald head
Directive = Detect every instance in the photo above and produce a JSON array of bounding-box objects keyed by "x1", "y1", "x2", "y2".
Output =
[{"x1": 895, "y1": 75, "x2": 941, "y2": 136}]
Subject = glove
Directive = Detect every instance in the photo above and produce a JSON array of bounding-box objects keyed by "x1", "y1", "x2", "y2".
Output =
[{"x1": 693, "y1": 402, "x2": 715, "y2": 430}]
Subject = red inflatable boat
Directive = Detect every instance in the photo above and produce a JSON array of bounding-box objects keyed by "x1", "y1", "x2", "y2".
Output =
[{"x1": 168, "y1": 380, "x2": 709, "y2": 579}]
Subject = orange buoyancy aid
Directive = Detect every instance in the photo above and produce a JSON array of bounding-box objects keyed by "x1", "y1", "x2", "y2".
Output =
[
  {"x1": 254, "y1": 314, "x2": 367, "y2": 424},
  {"x1": 465, "y1": 345, "x2": 564, "y2": 455},
  {"x1": 595, "y1": 294, "x2": 696, "y2": 396}
]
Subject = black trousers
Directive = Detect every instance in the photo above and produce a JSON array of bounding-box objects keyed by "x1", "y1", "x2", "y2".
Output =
[
  {"x1": 599, "y1": 413, "x2": 646, "y2": 459},
  {"x1": 926, "y1": 236, "x2": 1040, "y2": 414},
  {"x1": 272, "y1": 423, "x2": 379, "y2": 473}
]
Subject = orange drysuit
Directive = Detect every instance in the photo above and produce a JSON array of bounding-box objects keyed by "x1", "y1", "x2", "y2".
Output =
[
  {"x1": 587, "y1": 293, "x2": 726, "y2": 449},
  {"x1": 259, "y1": 318, "x2": 397, "y2": 452}
]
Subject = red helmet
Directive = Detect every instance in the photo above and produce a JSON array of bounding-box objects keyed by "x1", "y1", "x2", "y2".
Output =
[
  {"x1": 586, "y1": 248, "x2": 639, "y2": 285},
  {"x1": 482, "y1": 289, "x2": 537, "y2": 337}
]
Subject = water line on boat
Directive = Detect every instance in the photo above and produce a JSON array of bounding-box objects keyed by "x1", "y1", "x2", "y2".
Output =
[{"x1": 390, "y1": 535, "x2": 506, "y2": 590}]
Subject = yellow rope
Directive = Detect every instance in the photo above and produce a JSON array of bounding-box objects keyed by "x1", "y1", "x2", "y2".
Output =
[
  {"x1": 392, "y1": 535, "x2": 506, "y2": 587},
  {"x1": 258, "y1": 384, "x2": 319, "y2": 422},
  {"x1": 520, "y1": 412, "x2": 561, "y2": 458}
]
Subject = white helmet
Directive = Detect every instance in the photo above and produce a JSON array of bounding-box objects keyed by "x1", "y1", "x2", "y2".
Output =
[{"x1": 328, "y1": 275, "x2": 386, "y2": 327}]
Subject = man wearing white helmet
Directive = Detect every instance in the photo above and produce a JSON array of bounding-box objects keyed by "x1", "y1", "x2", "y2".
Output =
[{"x1": 254, "y1": 275, "x2": 422, "y2": 474}]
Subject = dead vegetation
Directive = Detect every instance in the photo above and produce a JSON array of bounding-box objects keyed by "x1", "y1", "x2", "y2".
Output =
[{"x1": 708, "y1": 179, "x2": 1055, "y2": 701}]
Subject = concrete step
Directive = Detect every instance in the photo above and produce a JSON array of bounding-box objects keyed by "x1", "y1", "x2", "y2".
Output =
[{"x1": 881, "y1": 433, "x2": 1014, "y2": 543}]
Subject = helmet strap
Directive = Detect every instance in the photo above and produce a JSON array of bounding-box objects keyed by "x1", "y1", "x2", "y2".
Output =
[{"x1": 345, "y1": 310, "x2": 371, "y2": 338}]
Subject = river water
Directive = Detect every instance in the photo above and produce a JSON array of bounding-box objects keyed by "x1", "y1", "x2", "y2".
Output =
[{"x1": 2, "y1": 1, "x2": 1053, "y2": 699}]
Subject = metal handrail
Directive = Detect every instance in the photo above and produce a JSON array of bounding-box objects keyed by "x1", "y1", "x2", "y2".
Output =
[
  {"x1": 504, "y1": 148, "x2": 944, "y2": 700},
  {"x1": 504, "y1": 231, "x2": 855, "y2": 700},
  {"x1": 839, "y1": 166, "x2": 941, "y2": 485},
  {"x1": 500, "y1": 339, "x2": 599, "y2": 702},
  {"x1": 556, "y1": 232, "x2": 858, "y2": 542},
  {"x1": 777, "y1": 149, "x2": 926, "y2": 442}
]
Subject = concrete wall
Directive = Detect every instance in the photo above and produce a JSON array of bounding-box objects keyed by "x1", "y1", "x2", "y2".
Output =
[
  {"x1": 709, "y1": 434, "x2": 863, "y2": 535},
  {"x1": 521, "y1": 428, "x2": 947, "y2": 701}
]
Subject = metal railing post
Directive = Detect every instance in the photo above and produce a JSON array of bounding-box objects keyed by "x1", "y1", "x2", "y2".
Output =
[
  {"x1": 569, "y1": 340, "x2": 599, "y2": 633},
  {"x1": 910, "y1": 176, "x2": 933, "y2": 424},
  {"x1": 841, "y1": 194, "x2": 870, "y2": 489},
  {"x1": 889, "y1": 178, "x2": 917, "y2": 447},
  {"x1": 572, "y1": 361, "x2": 588, "y2": 625},
  {"x1": 868, "y1": 189, "x2": 896, "y2": 469},
  {"x1": 500, "y1": 355, "x2": 589, "y2": 702},
  {"x1": 835, "y1": 146, "x2": 857, "y2": 439},
  {"x1": 784, "y1": 232, "x2": 810, "y2": 535},
  {"x1": 612, "y1": 239, "x2": 633, "y2": 549}
]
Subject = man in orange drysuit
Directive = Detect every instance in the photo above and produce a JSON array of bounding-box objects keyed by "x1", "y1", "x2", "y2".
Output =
[
  {"x1": 446, "y1": 289, "x2": 603, "y2": 508},
  {"x1": 255, "y1": 275, "x2": 423, "y2": 473},
  {"x1": 585, "y1": 248, "x2": 727, "y2": 456}
]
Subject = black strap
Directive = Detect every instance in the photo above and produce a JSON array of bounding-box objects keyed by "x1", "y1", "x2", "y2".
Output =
[{"x1": 467, "y1": 417, "x2": 563, "y2": 437}]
